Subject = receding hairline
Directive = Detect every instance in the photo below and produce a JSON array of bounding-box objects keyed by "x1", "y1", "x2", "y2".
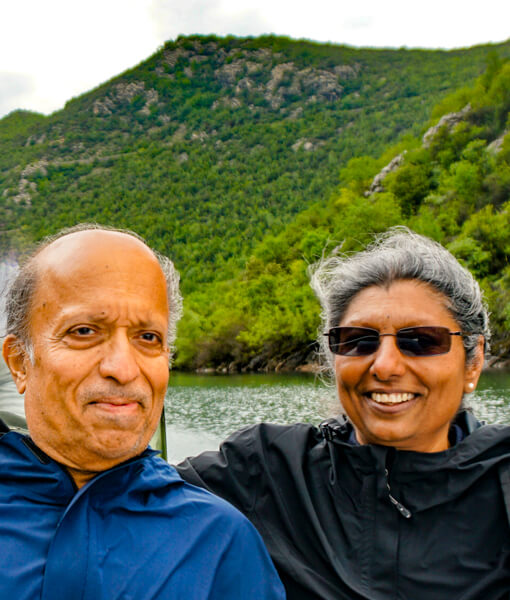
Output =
[
  {"x1": 26, "y1": 229, "x2": 169, "y2": 332},
  {"x1": 34, "y1": 228, "x2": 160, "y2": 267},
  {"x1": 29, "y1": 229, "x2": 166, "y2": 290}
]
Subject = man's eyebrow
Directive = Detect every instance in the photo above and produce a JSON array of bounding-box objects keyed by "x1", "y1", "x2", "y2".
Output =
[
  {"x1": 57, "y1": 311, "x2": 109, "y2": 324},
  {"x1": 58, "y1": 311, "x2": 166, "y2": 329}
]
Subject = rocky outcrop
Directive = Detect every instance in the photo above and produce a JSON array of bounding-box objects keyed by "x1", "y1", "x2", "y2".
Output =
[
  {"x1": 9, "y1": 160, "x2": 48, "y2": 205},
  {"x1": 158, "y1": 40, "x2": 360, "y2": 110},
  {"x1": 25, "y1": 133, "x2": 46, "y2": 146},
  {"x1": 334, "y1": 64, "x2": 359, "y2": 78},
  {"x1": 138, "y1": 89, "x2": 159, "y2": 116},
  {"x1": 365, "y1": 152, "x2": 406, "y2": 196},
  {"x1": 487, "y1": 131, "x2": 508, "y2": 154},
  {"x1": 204, "y1": 344, "x2": 319, "y2": 374},
  {"x1": 422, "y1": 104, "x2": 471, "y2": 147},
  {"x1": 212, "y1": 97, "x2": 242, "y2": 110},
  {"x1": 21, "y1": 160, "x2": 48, "y2": 178},
  {"x1": 89, "y1": 39, "x2": 362, "y2": 121},
  {"x1": 217, "y1": 60, "x2": 246, "y2": 85},
  {"x1": 162, "y1": 47, "x2": 191, "y2": 67},
  {"x1": 300, "y1": 68, "x2": 343, "y2": 101},
  {"x1": 266, "y1": 63, "x2": 295, "y2": 93},
  {"x1": 291, "y1": 138, "x2": 323, "y2": 152},
  {"x1": 92, "y1": 82, "x2": 159, "y2": 116}
]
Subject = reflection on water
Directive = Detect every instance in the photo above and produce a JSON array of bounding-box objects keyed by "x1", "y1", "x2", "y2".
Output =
[
  {"x1": 470, "y1": 370, "x2": 510, "y2": 425},
  {"x1": 167, "y1": 373, "x2": 332, "y2": 431},
  {"x1": 165, "y1": 372, "x2": 334, "y2": 461},
  {"x1": 164, "y1": 371, "x2": 510, "y2": 462},
  {"x1": 1, "y1": 363, "x2": 509, "y2": 463}
]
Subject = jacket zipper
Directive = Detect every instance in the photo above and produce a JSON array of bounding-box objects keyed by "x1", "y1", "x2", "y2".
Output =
[{"x1": 384, "y1": 467, "x2": 412, "y2": 519}]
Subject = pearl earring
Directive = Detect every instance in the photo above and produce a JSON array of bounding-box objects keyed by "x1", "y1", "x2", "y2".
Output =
[{"x1": 468, "y1": 382, "x2": 475, "y2": 390}]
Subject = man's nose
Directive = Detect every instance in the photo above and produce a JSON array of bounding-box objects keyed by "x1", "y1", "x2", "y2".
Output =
[
  {"x1": 98, "y1": 332, "x2": 140, "y2": 384},
  {"x1": 369, "y1": 335, "x2": 406, "y2": 381}
]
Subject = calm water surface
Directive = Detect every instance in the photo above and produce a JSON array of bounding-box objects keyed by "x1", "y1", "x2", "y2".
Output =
[
  {"x1": 164, "y1": 370, "x2": 510, "y2": 462},
  {"x1": 1, "y1": 364, "x2": 509, "y2": 463}
]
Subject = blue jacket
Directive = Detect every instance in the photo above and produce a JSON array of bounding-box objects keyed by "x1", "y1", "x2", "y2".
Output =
[{"x1": 0, "y1": 429, "x2": 285, "y2": 600}]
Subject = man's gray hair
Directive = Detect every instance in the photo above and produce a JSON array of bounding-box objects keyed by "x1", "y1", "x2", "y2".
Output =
[
  {"x1": 4, "y1": 223, "x2": 183, "y2": 362},
  {"x1": 310, "y1": 226, "x2": 490, "y2": 371}
]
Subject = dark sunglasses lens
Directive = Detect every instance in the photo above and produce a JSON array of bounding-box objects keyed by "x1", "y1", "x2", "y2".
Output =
[
  {"x1": 329, "y1": 328, "x2": 379, "y2": 356},
  {"x1": 397, "y1": 327, "x2": 451, "y2": 356},
  {"x1": 328, "y1": 326, "x2": 455, "y2": 357}
]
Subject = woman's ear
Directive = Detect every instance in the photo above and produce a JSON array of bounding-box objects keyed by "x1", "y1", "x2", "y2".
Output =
[
  {"x1": 463, "y1": 336, "x2": 485, "y2": 394},
  {"x1": 2, "y1": 335, "x2": 28, "y2": 394}
]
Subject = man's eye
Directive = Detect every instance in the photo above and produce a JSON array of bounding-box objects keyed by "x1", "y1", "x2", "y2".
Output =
[
  {"x1": 70, "y1": 326, "x2": 96, "y2": 336},
  {"x1": 139, "y1": 332, "x2": 162, "y2": 344}
]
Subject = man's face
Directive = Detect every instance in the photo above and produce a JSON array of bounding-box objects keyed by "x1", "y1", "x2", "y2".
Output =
[{"x1": 5, "y1": 231, "x2": 170, "y2": 480}]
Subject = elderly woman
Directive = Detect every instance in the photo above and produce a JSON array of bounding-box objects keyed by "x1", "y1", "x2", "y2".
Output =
[{"x1": 178, "y1": 228, "x2": 510, "y2": 600}]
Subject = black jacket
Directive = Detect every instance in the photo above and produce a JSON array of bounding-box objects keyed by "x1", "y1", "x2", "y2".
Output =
[{"x1": 177, "y1": 412, "x2": 510, "y2": 599}]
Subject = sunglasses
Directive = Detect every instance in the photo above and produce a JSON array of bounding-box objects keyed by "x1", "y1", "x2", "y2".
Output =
[{"x1": 324, "y1": 326, "x2": 463, "y2": 357}]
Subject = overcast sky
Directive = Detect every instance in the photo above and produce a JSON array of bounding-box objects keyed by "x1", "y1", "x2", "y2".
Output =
[{"x1": 1, "y1": 0, "x2": 509, "y2": 119}]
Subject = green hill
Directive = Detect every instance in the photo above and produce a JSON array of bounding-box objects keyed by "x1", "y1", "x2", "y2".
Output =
[
  {"x1": 1, "y1": 35, "x2": 509, "y2": 368},
  {"x1": 182, "y1": 52, "x2": 510, "y2": 371}
]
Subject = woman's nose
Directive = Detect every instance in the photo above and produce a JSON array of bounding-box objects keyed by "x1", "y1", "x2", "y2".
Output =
[{"x1": 369, "y1": 335, "x2": 406, "y2": 380}]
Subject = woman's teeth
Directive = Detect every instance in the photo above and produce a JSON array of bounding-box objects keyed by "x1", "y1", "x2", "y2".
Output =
[{"x1": 370, "y1": 392, "x2": 414, "y2": 404}]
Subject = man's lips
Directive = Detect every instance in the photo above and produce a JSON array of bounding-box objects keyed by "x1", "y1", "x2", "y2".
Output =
[
  {"x1": 90, "y1": 397, "x2": 139, "y2": 406},
  {"x1": 85, "y1": 394, "x2": 145, "y2": 412},
  {"x1": 88, "y1": 400, "x2": 141, "y2": 415}
]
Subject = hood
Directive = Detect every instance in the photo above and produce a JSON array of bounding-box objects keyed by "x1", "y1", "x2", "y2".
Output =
[{"x1": 321, "y1": 411, "x2": 510, "y2": 514}]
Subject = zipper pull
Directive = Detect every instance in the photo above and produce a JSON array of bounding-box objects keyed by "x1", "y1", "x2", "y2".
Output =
[{"x1": 384, "y1": 468, "x2": 412, "y2": 519}]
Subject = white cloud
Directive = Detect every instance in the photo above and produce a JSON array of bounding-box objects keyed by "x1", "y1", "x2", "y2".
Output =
[
  {"x1": 0, "y1": 72, "x2": 36, "y2": 116},
  {"x1": 1, "y1": 0, "x2": 159, "y2": 117},
  {"x1": 1, "y1": 0, "x2": 509, "y2": 118},
  {"x1": 149, "y1": 0, "x2": 271, "y2": 40}
]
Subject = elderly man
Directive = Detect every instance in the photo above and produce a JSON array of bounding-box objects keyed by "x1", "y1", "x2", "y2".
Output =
[{"x1": 0, "y1": 225, "x2": 284, "y2": 600}]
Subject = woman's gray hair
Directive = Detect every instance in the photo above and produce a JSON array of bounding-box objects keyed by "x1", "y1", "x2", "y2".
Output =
[
  {"x1": 4, "y1": 223, "x2": 183, "y2": 363},
  {"x1": 309, "y1": 226, "x2": 490, "y2": 372}
]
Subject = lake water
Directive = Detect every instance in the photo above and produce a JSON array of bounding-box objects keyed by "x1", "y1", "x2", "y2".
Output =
[
  {"x1": 3, "y1": 362, "x2": 507, "y2": 463},
  {"x1": 164, "y1": 370, "x2": 510, "y2": 461}
]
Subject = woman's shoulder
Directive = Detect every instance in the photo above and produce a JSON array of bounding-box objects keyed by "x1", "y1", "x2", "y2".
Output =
[
  {"x1": 455, "y1": 410, "x2": 510, "y2": 451},
  {"x1": 228, "y1": 421, "x2": 323, "y2": 447},
  {"x1": 175, "y1": 421, "x2": 334, "y2": 501}
]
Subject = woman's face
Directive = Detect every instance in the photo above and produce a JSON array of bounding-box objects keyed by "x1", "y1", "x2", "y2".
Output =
[{"x1": 334, "y1": 280, "x2": 484, "y2": 452}]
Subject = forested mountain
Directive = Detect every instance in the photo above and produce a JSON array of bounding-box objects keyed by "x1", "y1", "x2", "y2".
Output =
[
  {"x1": 181, "y1": 53, "x2": 510, "y2": 371},
  {"x1": 1, "y1": 35, "x2": 509, "y2": 369}
]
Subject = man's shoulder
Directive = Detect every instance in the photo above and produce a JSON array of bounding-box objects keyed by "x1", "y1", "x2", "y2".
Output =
[{"x1": 121, "y1": 452, "x2": 255, "y2": 525}]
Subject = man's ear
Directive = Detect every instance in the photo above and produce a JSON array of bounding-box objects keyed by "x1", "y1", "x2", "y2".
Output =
[
  {"x1": 2, "y1": 335, "x2": 28, "y2": 394},
  {"x1": 463, "y1": 336, "x2": 485, "y2": 394}
]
